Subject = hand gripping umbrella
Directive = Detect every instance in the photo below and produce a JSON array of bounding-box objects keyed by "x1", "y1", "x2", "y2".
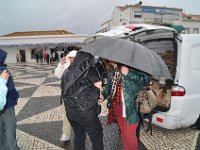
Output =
[{"x1": 81, "y1": 36, "x2": 172, "y2": 79}]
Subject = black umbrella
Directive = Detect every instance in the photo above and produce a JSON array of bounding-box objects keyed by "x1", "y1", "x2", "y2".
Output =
[{"x1": 81, "y1": 36, "x2": 172, "y2": 79}]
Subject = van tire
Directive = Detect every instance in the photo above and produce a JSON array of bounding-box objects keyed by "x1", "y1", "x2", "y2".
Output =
[{"x1": 196, "y1": 115, "x2": 200, "y2": 130}]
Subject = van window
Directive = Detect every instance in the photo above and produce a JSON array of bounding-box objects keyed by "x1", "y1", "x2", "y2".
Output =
[
  {"x1": 191, "y1": 46, "x2": 200, "y2": 69},
  {"x1": 128, "y1": 29, "x2": 177, "y2": 79},
  {"x1": 142, "y1": 40, "x2": 174, "y2": 54},
  {"x1": 142, "y1": 40, "x2": 176, "y2": 79}
]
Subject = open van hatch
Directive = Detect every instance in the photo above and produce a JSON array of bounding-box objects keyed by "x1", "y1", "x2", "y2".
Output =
[
  {"x1": 121, "y1": 24, "x2": 182, "y2": 112},
  {"x1": 122, "y1": 24, "x2": 180, "y2": 80}
]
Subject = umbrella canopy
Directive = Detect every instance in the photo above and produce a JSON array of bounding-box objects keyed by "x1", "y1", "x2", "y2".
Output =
[{"x1": 81, "y1": 36, "x2": 172, "y2": 79}]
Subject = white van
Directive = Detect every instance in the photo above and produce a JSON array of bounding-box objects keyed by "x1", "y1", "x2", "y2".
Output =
[{"x1": 98, "y1": 24, "x2": 200, "y2": 129}]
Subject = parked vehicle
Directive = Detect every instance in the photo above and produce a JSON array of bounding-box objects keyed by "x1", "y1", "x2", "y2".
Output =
[{"x1": 97, "y1": 24, "x2": 200, "y2": 129}]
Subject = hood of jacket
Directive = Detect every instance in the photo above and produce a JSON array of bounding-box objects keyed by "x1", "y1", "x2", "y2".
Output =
[
  {"x1": 73, "y1": 51, "x2": 94, "y2": 66},
  {"x1": 0, "y1": 49, "x2": 7, "y2": 66},
  {"x1": 61, "y1": 51, "x2": 100, "y2": 112}
]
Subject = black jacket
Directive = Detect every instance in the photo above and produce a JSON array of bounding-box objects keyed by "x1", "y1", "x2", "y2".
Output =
[{"x1": 61, "y1": 51, "x2": 100, "y2": 114}]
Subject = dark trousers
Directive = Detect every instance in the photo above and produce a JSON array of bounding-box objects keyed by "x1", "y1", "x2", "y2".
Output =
[
  {"x1": 0, "y1": 107, "x2": 20, "y2": 150},
  {"x1": 68, "y1": 112, "x2": 103, "y2": 150}
]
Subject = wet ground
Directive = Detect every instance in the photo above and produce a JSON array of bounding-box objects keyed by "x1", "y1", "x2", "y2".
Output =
[{"x1": 7, "y1": 63, "x2": 199, "y2": 150}]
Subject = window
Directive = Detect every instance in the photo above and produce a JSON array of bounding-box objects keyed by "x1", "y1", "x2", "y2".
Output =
[
  {"x1": 193, "y1": 28, "x2": 199, "y2": 34},
  {"x1": 135, "y1": 14, "x2": 142, "y2": 18},
  {"x1": 31, "y1": 48, "x2": 37, "y2": 59},
  {"x1": 134, "y1": 11, "x2": 142, "y2": 18},
  {"x1": 173, "y1": 14, "x2": 179, "y2": 20},
  {"x1": 184, "y1": 28, "x2": 190, "y2": 34},
  {"x1": 154, "y1": 18, "x2": 163, "y2": 23},
  {"x1": 154, "y1": 13, "x2": 163, "y2": 23}
]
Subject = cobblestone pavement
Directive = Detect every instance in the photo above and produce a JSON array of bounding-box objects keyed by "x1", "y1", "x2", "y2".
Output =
[{"x1": 7, "y1": 63, "x2": 200, "y2": 150}]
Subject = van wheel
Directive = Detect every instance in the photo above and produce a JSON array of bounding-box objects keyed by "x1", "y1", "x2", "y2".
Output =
[{"x1": 196, "y1": 115, "x2": 200, "y2": 130}]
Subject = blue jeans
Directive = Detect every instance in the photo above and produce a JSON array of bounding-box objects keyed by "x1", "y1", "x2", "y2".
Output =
[{"x1": 0, "y1": 107, "x2": 20, "y2": 150}]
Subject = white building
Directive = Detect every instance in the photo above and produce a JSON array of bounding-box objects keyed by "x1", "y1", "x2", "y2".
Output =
[
  {"x1": 0, "y1": 30, "x2": 88, "y2": 63},
  {"x1": 182, "y1": 13, "x2": 200, "y2": 34},
  {"x1": 99, "y1": 2, "x2": 200, "y2": 34}
]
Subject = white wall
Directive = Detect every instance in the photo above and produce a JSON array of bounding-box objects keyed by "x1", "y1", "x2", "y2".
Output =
[
  {"x1": 2, "y1": 46, "x2": 35, "y2": 63},
  {"x1": 100, "y1": 21, "x2": 112, "y2": 31},
  {"x1": 101, "y1": 5, "x2": 187, "y2": 30},
  {"x1": 182, "y1": 21, "x2": 200, "y2": 34},
  {"x1": 2, "y1": 47, "x2": 21, "y2": 63},
  {"x1": 111, "y1": 7, "x2": 123, "y2": 28}
]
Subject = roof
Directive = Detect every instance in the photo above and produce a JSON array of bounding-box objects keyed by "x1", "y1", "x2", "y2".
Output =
[
  {"x1": 182, "y1": 13, "x2": 200, "y2": 21},
  {"x1": 182, "y1": 13, "x2": 189, "y2": 18},
  {"x1": 116, "y1": 6, "x2": 127, "y2": 11},
  {"x1": 141, "y1": 5, "x2": 182, "y2": 11},
  {"x1": 2, "y1": 30, "x2": 73, "y2": 37},
  {"x1": 101, "y1": 19, "x2": 112, "y2": 26},
  {"x1": 188, "y1": 14, "x2": 200, "y2": 20},
  {"x1": 0, "y1": 34, "x2": 89, "y2": 47}
]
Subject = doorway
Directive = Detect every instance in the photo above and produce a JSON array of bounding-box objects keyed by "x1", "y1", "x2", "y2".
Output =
[{"x1": 19, "y1": 49, "x2": 26, "y2": 62}]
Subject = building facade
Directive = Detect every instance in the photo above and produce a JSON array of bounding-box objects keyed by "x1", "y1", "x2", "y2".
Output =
[
  {"x1": 182, "y1": 13, "x2": 200, "y2": 34},
  {"x1": 0, "y1": 30, "x2": 88, "y2": 63},
  {"x1": 100, "y1": 2, "x2": 200, "y2": 34}
]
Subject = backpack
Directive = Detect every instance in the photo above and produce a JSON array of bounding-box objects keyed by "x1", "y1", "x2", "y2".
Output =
[
  {"x1": 136, "y1": 80, "x2": 172, "y2": 114},
  {"x1": 61, "y1": 51, "x2": 106, "y2": 111},
  {"x1": 136, "y1": 79, "x2": 172, "y2": 136}
]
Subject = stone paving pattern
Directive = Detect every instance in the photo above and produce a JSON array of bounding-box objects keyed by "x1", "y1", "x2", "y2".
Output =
[{"x1": 6, "y1": 63, "x2": 200, "y2": 150}]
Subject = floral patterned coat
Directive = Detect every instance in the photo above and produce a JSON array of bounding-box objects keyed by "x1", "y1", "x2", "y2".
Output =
[{"x1": 102, "y1": 67, "x2": 150, "y2": 124}]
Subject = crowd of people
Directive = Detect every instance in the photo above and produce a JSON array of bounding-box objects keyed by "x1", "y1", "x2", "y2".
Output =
[
  {"x1": 35, "y1": 51, "x2": 64, "y2": 64},
  {"x1": 1, "y1": 48, "x2": 150, "y2": 150},
  {"x1": 55, "y1": 50, "x2": 150, "y2": 150},
  {"x1": 35, "y1": 51, "x2": 50, "y2": 64}
]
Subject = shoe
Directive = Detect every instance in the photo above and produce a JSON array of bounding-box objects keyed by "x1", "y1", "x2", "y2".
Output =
[
  {"x1": 60, "y1": 134, "x2": 70, "y2": 142},
  {"x1": 60, "y1": 134, "x2": 70, "y2": 148}
]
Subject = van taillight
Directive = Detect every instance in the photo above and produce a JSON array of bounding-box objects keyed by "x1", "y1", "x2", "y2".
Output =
[
  {"x1": 156, "y1": 117, "x2": 163, "y2": 123},
  {"x1": 171, "y1": 86, "x2": 185, "y2": 96}
]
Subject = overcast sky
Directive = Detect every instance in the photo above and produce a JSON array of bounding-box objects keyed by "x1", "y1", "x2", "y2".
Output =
[{"x1": 0, "y1": 0, "x2": 199, "y2": 36}]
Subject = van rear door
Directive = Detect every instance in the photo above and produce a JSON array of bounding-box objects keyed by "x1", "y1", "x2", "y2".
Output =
[{"x1": 123, "y1": 24, "x2": 180, "y2": 80}]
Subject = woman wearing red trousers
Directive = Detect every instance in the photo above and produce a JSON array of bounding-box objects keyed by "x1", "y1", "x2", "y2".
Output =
[{"x1": 100, "y1": 62, "x2": 150, "y2": 150}]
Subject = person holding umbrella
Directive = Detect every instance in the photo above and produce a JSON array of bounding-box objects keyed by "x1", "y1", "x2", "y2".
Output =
[
  {"x1": 99, "y1": 61, "x2": 150, "y2": 150},
  {"x1": 81, "y1": 36, "x2": 172, "y2": 150}
]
